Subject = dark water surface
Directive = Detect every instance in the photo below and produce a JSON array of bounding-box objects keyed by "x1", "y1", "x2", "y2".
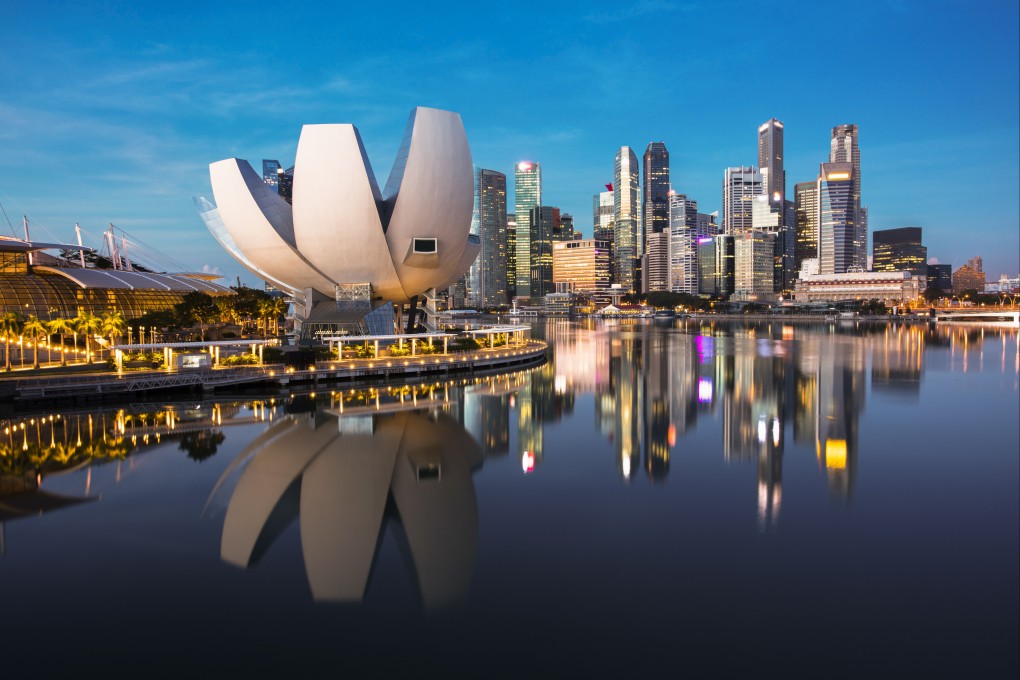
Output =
[{"x1": 2, "y1": 320, "x2": 1017, "y2": 676}]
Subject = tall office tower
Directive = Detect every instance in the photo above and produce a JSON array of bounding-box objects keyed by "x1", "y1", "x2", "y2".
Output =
[
  {"x1": 506, "y1": 213, "x2": 516, "y2": 299},
  {"x1": 817, "y1": 162, "x2": 856, "y2": 274},
  {"x1": 830, "y1": 125, "x2": 861, "y2": 207},
  {"x1": 642, "y1": 143, "x2": 670, "y2": 236},
  {"x1": 698, "y1": 237, "x2": 718, "y2": 295},
  {"x1": 668, "y1": 192, "x2": 699, "y2": 294},
  {"x1": 722, "y1": 166, "x2": 763, "y2": 235},
  {"x1": 643, "y1": 232, "x2": 671, "y2": 292},
  {"x1": 966, "y1": 255, "x2": 983, "y2": 272},
  {"x1": 473, "y1": 168, "x2": 508, "y2": 307},
  {"x1": 514, "y1": 161, "x2": 542, "y2": 299},
  {"x1": 262, "y1": 160, "x2": 282, "y2": 191},
  {"x1": 758, "y1": 119, "x2": 785, "y2": 209},
  {"x1": 529, "y1": 205, "x2": 561, "y2": 298},
  {"x1": 593, "y1": 188, "x2": 615, "y2": 242},
  {"x1": 641, "y1": 143, "x2": 670, "y2": 293},
  {"x1": 734, "y1": 231, "x2": 777, "y2": 297},
  {"x1": 712, "y1": 233, "x2": 736, "y2": 297},
  {"x1": 872, "y1": 227, "x2": 927, "y2": 277},
  {"x1": 614, "y1": 147, "x2": 640, "y2": 292},
  {"x1": 831, "y1": 124, "x2": 866, "y2": 268},
  {"x1": 553, "y1": 239, "x2": 612, "y2": 303},
  {"x1": 794, "y1": 181, "x2": 819, "y2": 274}
]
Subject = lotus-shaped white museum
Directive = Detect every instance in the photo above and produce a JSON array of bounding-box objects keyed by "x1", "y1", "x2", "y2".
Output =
[{"x1": 197, "y1": 106, "x2": 478, "y2": 332}]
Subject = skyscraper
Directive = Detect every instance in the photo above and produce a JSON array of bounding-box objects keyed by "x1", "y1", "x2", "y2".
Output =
[
  {"x1": 817, "y1": 162, "x2": 856, "y2": 274},
  {"x1": 722, "y1": 166, "x2": 763, "y2": 235},
  {"x1": 668, "y1": 192, "x2": 698, "y2": 294},
  {"x1": 872, "y1": 227, "x2": 927, "y2": 277},
  {"x1": 758, "y1": 119, "x2": 785, "y2": 209},
  {"x1": 473, "y1": 168, "x2": 508, "y2": 307},
  {"x1": 613, "y1": 147, "x2": 640, "y2": 292},
  {"x1": 529, "y1": 205, "x2": 561, "y2": 299},
  {"x1": 642, "y1": 142, "x2": 670, "y2": 293},
  {"x1": 593, "y1": 188, "x2": 615, "y2": 244},
  {"x1": 506, "y1": 213, "x2": 516, "y2": 299},
  {"x1": 794, "y1": 181, "x2": 819, "y2": 274},
  {"x1": 514, "y1": 161, "x2": 541, "y2": 299},
  {"x1": 830, "y1": 124, "x2": 866, "y2": 269},
  {"x1": 830, "y1": 125, "x2": 861, "y2": 207}
]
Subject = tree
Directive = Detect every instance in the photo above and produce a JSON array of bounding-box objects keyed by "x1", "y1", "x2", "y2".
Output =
[
  {"x1": 74, "y1": 309, "x2": 103, "y2": 363},
  {"x1": 47, "y1": 317, "x2": 75, "y2": 366},
  {"x1": 101, "y1": 310, "x2": 127, "y2": 354},
  {"x1": 22, "y1": 315, "x2": 48, "y2": 369},
  {"x1": 177, "y1": 292, "x2": 219, "y2": 341},
  {"x1": 0, "y1": 311, "x2": 22, "y2": 372},
  {"x1": 923, "y1": 287, "x2": 944, "y2": 304}
]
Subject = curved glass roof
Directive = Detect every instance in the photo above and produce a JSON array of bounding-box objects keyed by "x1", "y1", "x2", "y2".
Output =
[{"x1": 33, "y1": 266, "x2": 232, "y2": 293}]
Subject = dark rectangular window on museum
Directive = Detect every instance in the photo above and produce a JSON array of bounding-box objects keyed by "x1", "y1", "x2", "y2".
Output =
[{"x1": 413, "y1": 238, "x2": 437, "y2": 253}]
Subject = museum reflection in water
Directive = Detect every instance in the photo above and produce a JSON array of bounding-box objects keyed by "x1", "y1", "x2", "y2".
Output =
[{"x1": 0, "y1": 321, "x2": 1015, "y2": 595}]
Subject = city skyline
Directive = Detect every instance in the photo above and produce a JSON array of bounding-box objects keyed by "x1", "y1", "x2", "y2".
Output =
[{"x1": 1, "y1": 1, "x2": 1017, "y2": 282}]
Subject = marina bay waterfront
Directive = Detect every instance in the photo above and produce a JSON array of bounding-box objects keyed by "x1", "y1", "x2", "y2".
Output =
[{"x1": 1, "y1": 318, "x2": 1016, "y2": 675}]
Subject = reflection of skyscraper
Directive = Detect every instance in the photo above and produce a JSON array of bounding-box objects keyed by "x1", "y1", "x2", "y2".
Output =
[{"x1": 814, "y1": 336, "x2": 865, "y2": 500}]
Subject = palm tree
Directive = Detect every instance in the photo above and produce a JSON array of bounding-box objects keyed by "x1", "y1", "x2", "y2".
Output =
[
  {"x1": 47, "y1": 317, "x2": 75, "y2": 367},
  {"x1": 101, "y1": 310, "x2": 127, "y2": 356},
  {"x1": 0, "y1": 311, "x2": 22, "y2": 372},
  {"x1": 74, "y1": 309, "x2": 103, "y2": 363},
  {"x1": 22, "y1": 315, "x2": 48, "y2": 369},
  {"x1": 268, "y1": 297, "x2": 287, "y2": 337}
]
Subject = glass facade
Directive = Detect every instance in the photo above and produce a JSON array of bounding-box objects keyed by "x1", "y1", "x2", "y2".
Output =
[
  {"x1": 872, "y1": 227, "x2": 927, "y2": 277},
  {"x1": 514, "y1": 162, "x2": 541, "y2": 299},
  {"x1": 614, "y1": 147, "x2": 640, "y2": 293},
  {"x1": 0, "y1": 271, "x2": 230, "y2": 321},
  {"x1": 817, "y1": 163, "x2": 856, "y2": 275},
  {"x1": 474, "y1": 168, "x2": 508, "y2": 307}
]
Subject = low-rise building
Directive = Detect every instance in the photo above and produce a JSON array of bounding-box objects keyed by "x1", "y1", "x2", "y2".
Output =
[{"x1": 793, "y1": 270, "x2": 923, "y2": 303}]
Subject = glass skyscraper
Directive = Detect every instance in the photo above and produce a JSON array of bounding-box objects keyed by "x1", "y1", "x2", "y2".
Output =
[
  {"x1": 514, "y1": 162, "x2": 541, "y2": 300},
  {"x1": 473, "y1": 168, "x2": 508, "y2": 307},
  {"x1": 642, "y1": 142, "x2": 670, "y2": 292},
  {"x1": 817, "y1": 162, "x2": 856, "y2": 274},
  {"x1": 613, "y1": 147, "x2": 640, "y2": 292}
]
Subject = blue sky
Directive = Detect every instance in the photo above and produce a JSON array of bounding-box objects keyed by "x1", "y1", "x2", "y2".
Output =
[{"x1": 2, "y1": 0, "x2": 1017, "y2": 283}]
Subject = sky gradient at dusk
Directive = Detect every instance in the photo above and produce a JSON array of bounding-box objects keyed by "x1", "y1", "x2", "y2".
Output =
[{"x1": 2, "y1": 0, "x2": 1017, "y2": 283}]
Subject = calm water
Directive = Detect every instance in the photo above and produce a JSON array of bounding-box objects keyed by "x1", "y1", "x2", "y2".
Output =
[{"x1": 2, "y1": 320, "x2": 1017, "y2": 676}]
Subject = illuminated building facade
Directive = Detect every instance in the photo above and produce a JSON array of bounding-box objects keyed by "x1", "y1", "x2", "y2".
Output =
[
  {"x1": 817, "y1": 162, "x2": 856, "y2": 274},
  {"x1": 613, "y1": 147, "x2": 640, "y2": 292},
  {"x1": 793, "y1": 270, "x2": 923, "y2": 302},
  {"x1": 723, "y1": 166, "x2": 763, "y2": 235},
  {"x1": 514, "y1": 162, "x2": 542, "y2": 300},
  {"x1": 668, "y1": 192, "x2": 698, "y2": 294},
  {"x1": 872, "y1": 227, "x2": 927, "y2": 277},
  {"x1": 952, "y1": 264, "x2": 986, "y2": 293},
  {"x1": 642, "y1": 142, "x2": 670, "y2": 292},
  {"x1": 472, "y1": 168, "x2": 508, "y2": 307},
  {"x1": 528, "y1": 205, "x2": 562, "y2": 299},
  {"x1": 927, "y1": 263, "x2": 952, "y2": 291},
  {"x1": 506, "y1": 213, "x2": 516, "y2": 298},
  {"x1": 794, "y1": 180, "x2": 818, "y2": 274},
  {"x1": 733, "y1": 231, "x2": 776, "y2": 298},
  {"x1": 552, "y1": 239, "x2": 611, "y2": 302}
]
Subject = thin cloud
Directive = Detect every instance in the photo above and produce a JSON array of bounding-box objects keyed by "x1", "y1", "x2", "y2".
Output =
[{"x1": 584, "y1": 0, "x2": 678, "y2": 24}]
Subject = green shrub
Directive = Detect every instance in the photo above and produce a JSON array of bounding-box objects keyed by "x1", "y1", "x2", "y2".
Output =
[
  {"x1": 418, "y1": 342, "x2": 439, "y2": 355},
  {"x1": 354, "y1": 344, "x2": 375, "y2": 358},
  {"x1": 388, "y1": 344, "x2": 411, "y2": 357},
  {"x1": 222, "y1": 353, "x2": 258, "y2": 366}
]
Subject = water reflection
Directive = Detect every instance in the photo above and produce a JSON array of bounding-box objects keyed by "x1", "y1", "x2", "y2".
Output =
[{"x1": 217, "y1": 407, "x2": 482, "y2": 609}]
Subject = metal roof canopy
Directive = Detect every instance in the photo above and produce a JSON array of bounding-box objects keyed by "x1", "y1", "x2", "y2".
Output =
[
  {"x1": 112, "y1": 339, "x2": 277, "y2": 351},
  {"x1": 34, "y1": 266, "x2": 232, "y2": 293}
]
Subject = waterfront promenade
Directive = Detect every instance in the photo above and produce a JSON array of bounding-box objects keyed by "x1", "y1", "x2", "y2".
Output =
[{"x1": 0, "y1": 340, "x2": 548, "y2": 406}]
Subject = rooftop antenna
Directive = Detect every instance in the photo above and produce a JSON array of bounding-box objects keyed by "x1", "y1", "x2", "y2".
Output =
[{"x1": 74, "y1": 223, "x2": 86, "y2": 268}]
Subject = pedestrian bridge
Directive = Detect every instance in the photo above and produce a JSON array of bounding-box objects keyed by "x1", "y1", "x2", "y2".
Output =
[{"x1": 934, "y1": 309, "x2": 1019, "y2": 327}]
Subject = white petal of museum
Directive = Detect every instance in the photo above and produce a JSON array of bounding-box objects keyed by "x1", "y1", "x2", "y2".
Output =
[{"x1": 197, "y1": 106, "x2": 479, "y2": 323}]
